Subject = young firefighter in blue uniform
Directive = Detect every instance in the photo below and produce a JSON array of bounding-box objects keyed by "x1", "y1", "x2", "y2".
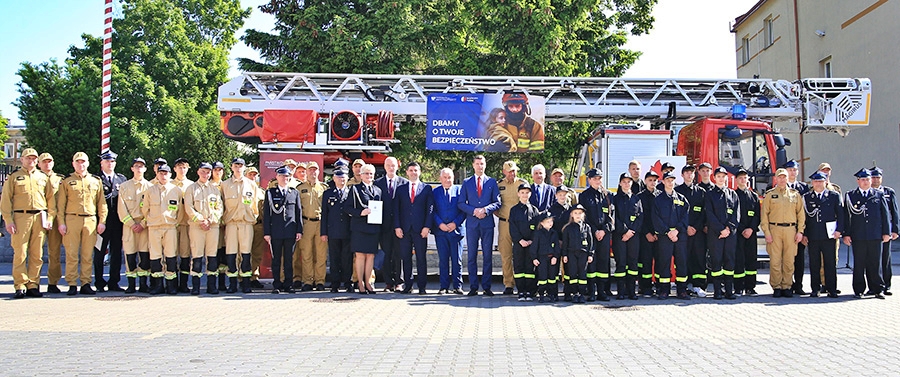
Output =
[
  {"x1": 802, "y1": 171, "x2": 844, "y2": 298},
  {"x1": 843, "y1": 168, "x2": 891, "y2": 299},
  {"x1": 321, "y1": 169, "x2": 353, "y2": 293},
  {"x1": 509, "y1": 183, "x2": 540, "y2": 301},
  {"x1": 562, "y1": 204, "x2": 593, "y2": 304},
  {"x1": 549, "y1": 186, "x2": 573, "y2": 300},
  {"x1": 579, "y1": 168, "x2": 613, "y2": 302},
  {"x1": 733, "y1": 169, "x2": 761, "y2": 296},
  {"x1": 638, "y1": 171, "x2": 660, "y2": 297},
  {"x1": 675, "y1": 164, "x2": 708, "y2": 297},
  {"x1": 532, "y1": 211, "x2": 560, "y2": 303},
  {"x1": 652, "y1": 171, "x2": 690, "y2": 300},
  {"x1": 612, "y1": 172, "x2": 642, "y2": 300},
  {"x1": 705, "y1": 167, "x2": 740, "y2": 300}
]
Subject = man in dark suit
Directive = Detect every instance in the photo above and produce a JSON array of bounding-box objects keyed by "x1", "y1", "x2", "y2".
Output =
[
  {"x1": 394, "y1": 162, "x2": 434, "y2": 294},
  {"x1": 433, "y1": 168, "x2": 465, "y2": 294},
  {"x1": 263, "y1": 166, "x2": 303, "y2": 294},
  {"x1": 783, "y1": 160, "x2": 811, "y2": 295},
  {"x1": 322, "y1": 169, "x2": 353, "y2": 293},
  {"x1": 871, "y1": 166, "x2": 900, "y2": 295},
  {"x1": 458, "y1": 155, "x2": 501, "y2": 296},
  {"x1": 373, "y1": 156, "x2": 409, "y2": 291},
  {"x1": 529, "y1": 164, "x2": 554, "y2": 212},
  {"x1": 803, "y1": 171, "x2": 844, "y2": 298},
  {"x1": 95, "y1": 151, "x2": 128, "y2": 292},
  {"x1": 843, "y1": 168, "x2": 891, "y2": 299}
]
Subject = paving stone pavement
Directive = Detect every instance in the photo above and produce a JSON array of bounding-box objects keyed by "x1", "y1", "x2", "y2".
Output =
[{"x1": 1, "y1": 262, "x2": 899, "y2": 376}]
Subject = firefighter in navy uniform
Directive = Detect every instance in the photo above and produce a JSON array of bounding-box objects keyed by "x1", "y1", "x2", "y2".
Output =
[
  {"x1": 675, "y1": 164, "x2": 708, "y2": 297},
  {"x1": 802, "y1": 171, "x2": 844, "y2": 298},
  {"x1": 734, "y1": 169, "x2": 761, "y2": 296},
  {"x1": 697, "y1": 162, "x2": 715, "y2": 191},
  {"x1": 263, "y1": 166, "x2": 303, "y2": 294},
  {"x1": 705, "y1": 167, "x2": 740, "y2": 300},
  {"x1": 612, "y1": 172, "x2": 642, "y2": 300},
  {"x1": 508, "y1": 183, "x2": 540, "y2": 301},
  {"x1": 843, "y1": 168, "x2": 891, "y2": 299},
  {"x1": 532, "y1": 212, "x2": 559, "y2": 303},
  {"x1": 561, "y1": 204, "x2": 593, "y2": 304},
  {"x1": 549, "y1": 186, "x2": 572, "y2": 300},
  {"x1": 95, "y1": 151, "x2": 127, "y2": 292},
  {"x1": 321, "y1": 169, "x2": 354, "y2": 293},
  {"x1": 579, "y1": 168, "x2": 614, "y2": 302},
  {"x1": 652, "y1": 171, "x2": 690, "y2": 300},
  {"x1": 637, "y1": 171, "x2": 660, "y2": 297},
  {"x1": 870, "y1": 166, "x2": 900, "y2": 295}
]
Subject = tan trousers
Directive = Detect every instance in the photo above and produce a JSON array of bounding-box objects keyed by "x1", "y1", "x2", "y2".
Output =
[
  {"x1": 177, "y1": 224, "x2": 191, "y2": 258},
  {"x1": 766, "y1": 226, "x2": 798, "y2": 290},
  {"x1": 300, "y1": 220, "x2": 327, "y2": 285},
  {"x1": 497, "y1": 220, "x2": 515, "y2": 288},
  {"x1": 11, "y1": 212, "x2": 46, "y2": 290},
  {"x1": 251, "y1": 222, "x2": 266, "y2": 280},
  {"x1": 225, "y1": 222, "x2": 253, "y2": 255},
  {"x1": 63, "y1": 215, "x2": 97, "y2": 287},
  {"x1": 190, "y1": 225, "x2": 220, "y2": 258},
  {"x1": 46, "y1": 217, "x2": 63, "y2": 285},
  {"x1": 122, "y1": 222, "x2": 150, "y2": 255},
  {"x1": 149, "y1": 227, "x2": 177, "y2": 259}
]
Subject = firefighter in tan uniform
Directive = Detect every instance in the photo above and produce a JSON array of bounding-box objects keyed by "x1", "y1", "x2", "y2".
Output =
[
  {"x1": 347, "y1": 159, "x2": 365, "y2": 186},
  {"x1": 221, "y1": 158, "x2": 260, "y2": 293},
  {"x1": 118, "y1": 158, "x2": 152, "y2": 294},
  {"x1": 761, "y1": 168, "x2": 806, "y2": 298},
  {"x1": 1, "y1": 148, "x2": 56, "y2": 298},
  {"x1": 171, "y1": 158, "x2": 194, "y2": 292},
  {"x1": 245, "y1": 166, "x2": 267, "y2": 289},
  {"x1": 297, "y1": 161, "x2": 328, "y2": 291},
  {"x1": 183, "y1": 162, "x2": 224, "y2": 295},
  {"x1": 57, "y1": 152, "x2": 108, "y2": 296},
  {"x1": 290, "y1": 162, "x2": 308, "y2": 288},
  {"x1": 141, "y1": 164, "x2": 183, "y2": 295},
  {"x1": 496, "y1": 161, "x2": 529, "y2": 295},
  {"x1": 38, "y1": 152, "x2": 66, "y2": 294}
]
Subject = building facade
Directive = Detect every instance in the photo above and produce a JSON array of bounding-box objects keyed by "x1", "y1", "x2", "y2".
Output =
[{"x1": 732, "y1": 0, "x2": 900, "y2": 189}]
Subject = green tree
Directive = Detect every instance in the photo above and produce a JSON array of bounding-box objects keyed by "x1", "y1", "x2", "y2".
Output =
[
  {"x1": 240, "y1": 0, "x2": 655, "y2": 182},
  {"x1": 0, "y1": 111, "x2": 9, "y2": 159},
  {"x1": 15, "y1": 0, "x2": 250, "y2": 177}
]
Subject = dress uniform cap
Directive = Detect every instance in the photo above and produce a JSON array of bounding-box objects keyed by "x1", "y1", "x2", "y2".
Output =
[
  {"x1": 198, "y1": 162, "x2": 213, "y2": 170},
  {"x1": 333, "y1": 168, "x2": 348, "y2": 177},
  {"x1": 333, "y1": 158, "x2": 349, "y2": 168},
  {"x1": 698, "y1": 162, "x2": 713, "y2": 170},
  {"x1": 644, "y1": 170, "x2": 659, "y2": 179},
  {"x1": 551, "y1": 167, "x2": 565, "y2": 176},
  {"x1": 132, "y1": 157, "x2": 146, "y2": 165},
  {"x1": 809, "y1": 171, "x2": 827, "y2": 181},
  {"x1": 306, "y1": 161, "x2": 320, "y2": 170},
  {"x1": 681, "y1": 164, "x2": 696, "y2": 173},
  {"x1": 783, "y1": 160, "x2": 799, "y2": 169},
  {"x1": 586, "y1": 168, "x2": 603, "y2": 178},
  {"x1": 100, "y1": 151, "x2": 117, "y2": 161},
  {"x1": 72, "y1": 151, "x2": 89, "y2": 162},
  {"x1": 282, "y1": 159, "x2": 298, "y2": 167},
  {"x1": 246, "y1": 167, "x2": 259, "y2": 174},
  {"x1": 774, "y1": 168, "x2": 788, "y2": 177},
  {"x1": 869, "y1": 166, "x2": 883, "y2": 177},
  {"x1": 21, "y1": 148, "x2": 38, "y2": 158},
  {"x1": 231, "y1": 157, "x2": 245, "y2": 165},
  {"x1": 735, "y1": 168, "x2": 749, "y2": 176},
  {"x1": 38, "y1": 152, "x2": 53, "y2": 161},
  {"x1": 662, "y1": 171, "x2": 677, "y2": 180},
  {"x1": 352, "y1": 158, "x2": 365, "y2": 166},
  {"x1": 503, "y1": 161, "x2": 519, "y2": 172},
  {"x1": 275, "y1": 166, "x2": 290, "y2": 175},
  {"x1": 295, "y1": 162, "x2": 308, "y2": 170},
  {"x1": 173, "y1": 157, "x2": 189, "y2": 166},
  {"x1": 212, "y1": 161, "x2": 225, "y2": 169},
  {"x1": 713, "y1": 166, "x2": 728, "y2": 175},
  {"x1": 618, "y1": 172, "x2": 633, "y2": 182},
  {"x1": 660, "y1": 162, "x2": 675, "y2": 170},
  {"x1": 536, "y1": 211, "x2": 554, "y2": 222},
  {"x1": 158, "y1": 164, "x2": 172, "y2": 173},
  {"x1": 153, "y1": 158, "x2": 167, "y2": 165},
  {"x1": 556, "y1": 185, "x2": 570, "y2": 192},
  {"x1": 518, "y1": 183, "x2": 532, "y2": 191},
  {"x1": 854, "y1": 168, "x2": 871, "y2": 178},
  {"x1": 817, "y1": 162, "x2": 832, "y2": 171},
  {"x1": 570, "y1": 204, "x2": 586, "y2": 213}
]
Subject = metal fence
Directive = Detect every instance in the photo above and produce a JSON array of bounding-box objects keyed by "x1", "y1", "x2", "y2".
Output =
[{"x1": 0, "y1": 164, "x2": 17, "y2": 186}]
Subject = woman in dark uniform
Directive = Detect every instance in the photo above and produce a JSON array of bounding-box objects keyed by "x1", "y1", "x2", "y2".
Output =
[{"x1": 345, "y1": 164, "x2": 383, "y2": 294}]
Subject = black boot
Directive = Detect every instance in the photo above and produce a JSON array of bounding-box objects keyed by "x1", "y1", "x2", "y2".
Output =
[
  {"x1": 178, "y1": 273, "x2": 190, "y2": 293},
  {"x1": 598, "y1": 280, "x2": 611, "y2": 301},
  {"x1": 207, "y1": 274, "x2": 219, "y2": 294},
  {"x1": 149, "y1": 277, "x2": 165, "y2": 295},
  {"x1": 586, "y1": 278, "x2": 596, "y2": 302},
  {"x1": 218, "y1": 273, "x2": 227, "y2": 291},
  {"x1": 240, "y1": 253, "x2": 252, "y2": 293},
  {"x1": 138, "y1": 276, "x2": 150, "y2": 293},
  {"x1": 227, "y1": 277, "x2": 238, "y2": 293},
  {"x1": 657, "y1": 282, "x2": 670, "y2": 299},
  {"x1": 626, "y1": 278, "x2": 638, "y2": 300},
  {"x1": 166, "y1": 277, "x2": 178, "y2": 295},
  {"x1": 191, "y1": 276, "x2": 201, "y2": 295},
  {"x1": 615, "y1": 278, "x2": 625, "y2": 300},
  {"x1": 604, "y1": 280, "x2": 613, "y2": 297},
  {"x1": 125, "y1": 277, "x2": 137, "y2": 294},
  {"x1": 713, "y1": 277, "x2": 724, "y2": 300},
  {"x1": 240, "y1": 278, "x2": 251, "y2": 294},
  {"x1": 724, "y1": 276, "x2": 736, "y2": 299}
]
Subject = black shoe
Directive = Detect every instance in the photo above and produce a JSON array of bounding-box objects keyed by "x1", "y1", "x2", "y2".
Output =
[
  {"x1": 66, "y1": 286, "x2": 78, "y2": 296},
  {"x1": 301, "y1": 284, "x2": 313, "y2": 292},
  {"x1": 875, "y1": 293, "x2": 886, "y2": 299},
  {"x1": 864, "y1": 290, "x2": 875, "y2": 296},
  {"x1": 483, "y1": 290, "x2": 494, "y2": 297},
  {"x1": 827, "y1": 292, "x2": 840, "y2": 298},
  {"x1": 271, "y1": 289, "x2": 281, "y2": 294},
  {"x1": 467, "y1": 290, "x2": 478, "y2": 296},
  {"x1": 564, "y1": 293, "x2": 572, "y2": 302},
  {"x1": 452, "y1": 289, "x2": 464, "y2": 295},
  {"x1": 418, "y1": 289, "x2": 426, "y2": 295},
  {"x1": 207, "y1": 278, "x2": 219, "y2": 295},
  {"x1": 810, "y1": 291, "x2": 819, "y2": 298},
  {"x1": 149, "y1": 278, "x2": 165, "y2": 295},
  {"x1": 629, "y1": 294, "x2": 639, "y2": 300},
  {"x1": 676, "y1": 292, "x2": 691, "y2": 300},
  {"x1": 782, "y1": 289, "x2": 793, "y2": 298},
  {"x1": 793, "y1": 288, "x2": 807, "y2": 295},
  {"x1": 227, "y1": 278, "x2": 238, "y2": 294},
  {"x1": 95, "y1": 284, "x2": 107, "y2": 292},
  {"x1": 191, "y1": 276, "x2": 201, "y2": 295},
  {"x1": 138, "y1": 277, "x2": 151, "y2": 293},
  {"x1": 25, "y1": 288, "x2": 43, "y2": 298},
  {"x1": 292, "y1": 281, "x2": 303, "y2": 289},
  {"x1": 108, "y1": 285, "x2": 124, "y2": 292},
  {"x1": 250, "y1": 280, "x2": 265, "y2": 289},
  {"x1": 586, "y1": 295, "x2": 596, "y2": 302},
  {"x1": 538, "y1": 295, "x2": 545, "y2": 303},
  {"x1": 598, "y1": 293, "x2": 610, "y2": 302},
  {"x1": 330, "y1": 287, "x2": 340, "y2": 293},
  {"x1": 853, "y1": 293, "x2": 863, "y2": 299},
  {"x1": 503, "y1": 287, "x2": 514, "y2": 295},
  {"x1": 46, "y1": 285, "x2": 62, "y2": 294},
  {"x1": 401, "y1": 287, "x2": 412, "y2": 294},
  {"x1": 885, "y1": 290, "x2": 893, "y2": 296},
  {"x1": 772, "y1": 289, "x2": 782, "y2": 298},
  {"x1": 166, "y1": 279, "x2": 178, "y2": 295},
  {"x1": 315, "y1": 284, "x2": 325, "y2": 291},
  {"x1": 820, "y1": 286, "x2": 828, "y2": 294},
  {"x1": 345, "y1": 285, "x2": 355, "y2": 293},
  {"x1": 746, "y1": 288, "x2": 759, "y2": 297},
  {"x1": 80, "y1": 284, "x2": 96, "y2": 295},
  {"x1": 14, "y1": 290, "x2": 26, "y2": 299},
  {"x1": 725, "y1": 293, "x2": 736, "y2": 300},
  {"x1": 283, "y1": 286, "x2": 295, "y2": 293}
]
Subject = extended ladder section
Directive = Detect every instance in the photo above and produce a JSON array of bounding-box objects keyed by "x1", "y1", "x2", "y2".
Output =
[{"x1": 219, "y1": 73, "x2": 872, "y2": 129}]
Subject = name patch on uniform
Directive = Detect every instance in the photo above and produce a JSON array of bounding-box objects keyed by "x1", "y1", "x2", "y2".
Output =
[
  {"x1": 530, "y1": 225, "x2": 535, "y2": 230},
  {"x1": 747, "y1": 211, "x2": 755, "y2": 217},
  {"x1": 499, "y1": 186, "x2": 506, "y2": 191},
  {"x1": 630, "y1": 215, "x2": 636, "y2": 221},
  {"x1": 693, "y1": 206, "x2": 702, "y2": 212},
  {"x1": 673, "y1": 199, "x2": 684, "y2": 206},
  {"x1": 16, "y1": 176, "x2": 24, "y2": 181},
  {"x1": 771, "y1": 194, "x2": 779, "y2": 199},
  {"x1": 727, "y1": 209, "x2": 734, "y2": 214},
  {"x1": 582, "y1": 240, "x2": 588, "y2": 246},
  {"x1": 602, "y1": 207, "x2": 609, "y2": 213},
  {"x1": 301, "y1": 189, "x2": 309, "y2": 193},
  {"x1": 69, "y1": 181, "x2": 77, "y2": 185},
  {"x1": 168, "y1": 199, "x2": 178, "y2": 211}
]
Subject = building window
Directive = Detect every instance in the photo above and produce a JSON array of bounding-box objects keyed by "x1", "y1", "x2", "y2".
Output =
[
  {"x1": 741, "y1": 37, "x2": 751, "y2": 65},
  {"x1": 764, "y1": 17, "x2": 775, "y2": 47},
  {"x1": 3, "y1": 143, "x2": 14, "y2": 159},
  {"x1": 821, "y1": 57, "x2": 832, "y2": 78}
]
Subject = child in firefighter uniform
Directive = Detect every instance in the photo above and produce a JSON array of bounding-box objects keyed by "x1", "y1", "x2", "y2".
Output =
[
  {"x1": 509, "y1": 183, "x2": 540, "y2": 301},
  {"x1": 561, "y1": 204, "x2": 593, "y2": 304},
  {"x1": 183, "y1": 162, "x2": 224, "y2": 295},
  {"x1": 141, "y1": 165, "x2": 183, "y2": 295},
  {"x1": 221, "y1": 158, "x2": 260, "y2": 293},
  {"x1": 652, "y1": 171, "x2": 690, "y2": 300},
  {"x1": 549, "y1": 186, "x2": 572, "y2": 300},
  {"x1": 532, "y1": 212, "x2": 560, "y2": 302},
  {"x1": 612, "y1": 172, "x2": 643, "y2": 300},
  {"x1": 705, "y1": 167, "x2": 740, "y2": 300},
  {"x1": 118, "y1": 158, "x2": 152, "y2": 294}
]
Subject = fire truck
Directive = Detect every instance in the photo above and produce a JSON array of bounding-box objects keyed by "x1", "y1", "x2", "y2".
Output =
[{"x1": 217, "y1": 73, "x2": 872, "y2": 187}]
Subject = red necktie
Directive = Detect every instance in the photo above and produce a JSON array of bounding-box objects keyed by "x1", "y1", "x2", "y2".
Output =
[
  {"x1": 477, "y1": 176, "x2": 482, "y2": 197},
  {"x1": 410, "y1": 182, "x2": 416, "y2": 203}
]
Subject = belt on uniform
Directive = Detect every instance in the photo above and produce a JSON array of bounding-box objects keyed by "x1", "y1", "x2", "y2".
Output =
[
  {"x1": 497, "y1": 217, "x2": 507, "y2": 222},
  {"x1": 303, "y1": 216, "x2": 321, "y2": 222},
  {"x1": 769, "y1": 222, "x2": 796, "y2": 227},
  {"x1": 66, "y1": 213, "x2": 94, "y2": 217},
  {"x1": 13, "y1": 210, "x2": 42, "y2": 214}
]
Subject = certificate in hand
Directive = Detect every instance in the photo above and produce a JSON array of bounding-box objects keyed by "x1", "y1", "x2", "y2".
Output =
[
  {"x1": 826, "y1": 221, "x2": 837, "y2": 238},
  {"x1": 367, "y1": 200, "x2": 384, "y2": 224}
]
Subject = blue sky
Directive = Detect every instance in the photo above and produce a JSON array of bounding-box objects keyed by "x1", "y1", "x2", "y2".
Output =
[{"x1": 0, "y1": 0, "x2": 755, "y2": 125}]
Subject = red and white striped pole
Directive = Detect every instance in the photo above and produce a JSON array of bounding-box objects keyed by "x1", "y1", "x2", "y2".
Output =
[{"x1": 101, "y1": 0, "x2": 113, "y2": 153}]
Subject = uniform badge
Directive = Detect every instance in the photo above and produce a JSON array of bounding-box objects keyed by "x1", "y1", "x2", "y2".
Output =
[
  {"x1": 499, "y1": 186, "x2": 506, "y2": 191},
  {"x1": 582, "y1": 240, "x2": 588, "y2": 246},
  {"x1": 771, "y1": 194, "x2": 779, "y2": 198},
  {"x1": 16, "y1": 176, "x2": 24, "y2": 181},
  {"x1": 69, "y1": 181, "x2": 77, "y2": 185},
  {"x1": 168, "y1": 199, "x2": 178, "y2": 211},
  {"x1": 301, "y1": 189, "x2": 309, "y2": 193},
  {"x1": 530, "y1": 225, "x2": 535, "y2": 230}
]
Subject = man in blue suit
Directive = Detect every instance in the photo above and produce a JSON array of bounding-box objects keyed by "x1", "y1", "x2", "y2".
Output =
[
  {"x1": 458, "y1": 155, "x2": 501, "y2": 296},
  {"x1": 843, "y1": 168, "x2": 891, "y2": 299},
  {"x1": 394, "y1": 162, "x2": 434, "y2": 294},
  {"x1": 374, "y1": 157, "x2": 408, "y2": 292},
  {"x1": 530, "y1": 164, "x2": 554, "y2": 212},
  {"x1": 433, "y1": 168, "x2": 465, "y2": 294}
]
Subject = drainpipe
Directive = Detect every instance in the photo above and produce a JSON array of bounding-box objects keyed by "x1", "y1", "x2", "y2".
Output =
[{"x1": 794, "y1": 0, "x2": 805, "y2": 177}]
